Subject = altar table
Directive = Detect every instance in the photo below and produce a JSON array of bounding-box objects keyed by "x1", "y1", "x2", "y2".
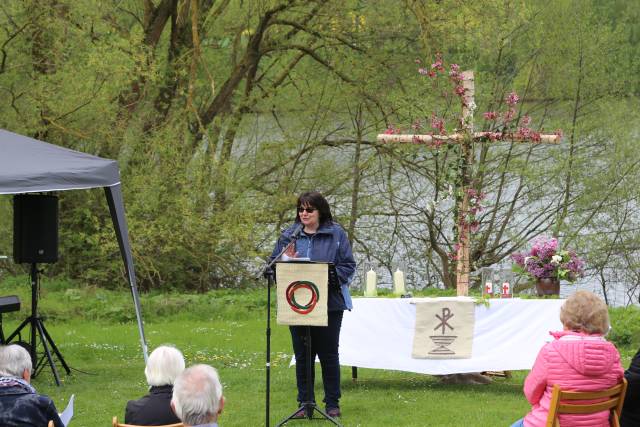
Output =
[{"x1": 339, "y1": 297, "x2": 564, "y2": 375}]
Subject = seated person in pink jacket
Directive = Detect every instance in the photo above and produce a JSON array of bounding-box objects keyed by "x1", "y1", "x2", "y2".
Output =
[{"x1": 510, "y1": 290, "x2": 624, "y2": 427}]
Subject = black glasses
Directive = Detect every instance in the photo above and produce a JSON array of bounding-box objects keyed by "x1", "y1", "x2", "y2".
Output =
[{"x1": 297, "y1": 207, "x2": 317, "y2": 213}]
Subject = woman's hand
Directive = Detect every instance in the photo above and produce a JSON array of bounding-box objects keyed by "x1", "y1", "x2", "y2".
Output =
[{"x1": 284, "y1": 242, "x2": 298, "y2": 258}]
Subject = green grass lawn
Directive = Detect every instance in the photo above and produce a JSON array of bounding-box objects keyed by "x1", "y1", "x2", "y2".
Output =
[
  {"x1": 28, "y1": 320, "x2": 532, "y2": 427},
  {"x1": 0, "y1": 277, "x2": 635, "y2": 426}
]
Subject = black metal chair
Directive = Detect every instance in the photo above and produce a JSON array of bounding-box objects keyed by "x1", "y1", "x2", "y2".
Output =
[{"x1": 0, "y1": 295, "x2": 20, "y2": 344}]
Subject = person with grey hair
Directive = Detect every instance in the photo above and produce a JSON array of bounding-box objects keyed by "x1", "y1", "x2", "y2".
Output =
[
  {"x1": 125, "y1": 345, "x2": 186, "y2": 425},
  {"x1": 509, "y1": 291, "x2": 624, "y2": 427},
  {"x1": 0, "y1": 344, "x2": 64, "y2": 426},
  {"x1": 171, "y1": 364, "x2": 224, "y2": 427}
]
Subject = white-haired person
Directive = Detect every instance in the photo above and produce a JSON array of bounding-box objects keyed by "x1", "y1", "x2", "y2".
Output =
[
  {"x1": 125, "y1": 345, "x2": 185, "y2": 425},
  {"x1": 171, "y1": 364, "x2": 224, "y2": 427},
  {"x1": 0, "y1": 344, "x2": 64, "y2": 426}
]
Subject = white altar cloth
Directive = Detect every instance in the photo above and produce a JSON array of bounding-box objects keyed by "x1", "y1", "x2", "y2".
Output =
[{"x1": 339, "y1": 297, "x2": 564, "y2": 375}]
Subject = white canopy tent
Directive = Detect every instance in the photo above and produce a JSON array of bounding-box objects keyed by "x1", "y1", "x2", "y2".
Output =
[{"x1": 0, "y1": 128, "x2": 148, "y2": 362}]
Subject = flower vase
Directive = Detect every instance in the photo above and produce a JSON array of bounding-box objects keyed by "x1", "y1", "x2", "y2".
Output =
[{"x1": 535, "y1": 277, "x2": 560, "y2": 296}]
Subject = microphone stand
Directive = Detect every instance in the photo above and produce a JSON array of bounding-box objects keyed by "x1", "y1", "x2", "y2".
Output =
[
  {"x1": 276, "y1": 263, "x2": 342, "y2": 427},
  {"x1": 256, "y1": 232, "x2": 301, "y2": 427}
]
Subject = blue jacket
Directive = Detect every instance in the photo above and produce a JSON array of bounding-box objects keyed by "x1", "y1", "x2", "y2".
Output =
[
  {"x1": 0, "y1": 377, "x2": 64, "y2": 427},
  {"x1": 271, "y1": 221, "x2": 356, "y2": 311}
]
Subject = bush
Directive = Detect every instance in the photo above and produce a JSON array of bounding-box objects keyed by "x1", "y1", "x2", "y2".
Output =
[
  {"x1": 609, "y1": 305, "x2": 640, "y2": 349},
  {"x1": 0, "y1": 275, "x2": 268, "y2": 324}
]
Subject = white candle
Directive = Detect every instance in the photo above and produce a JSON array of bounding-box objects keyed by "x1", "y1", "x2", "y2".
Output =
[
  {"x1": 365, "y1": 269, "x2": 377, "y2": 297},
  {"x1": 393, "y1": 269, "x2": 406, "y2": 295}
]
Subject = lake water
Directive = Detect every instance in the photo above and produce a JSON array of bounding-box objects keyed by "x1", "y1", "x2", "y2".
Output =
[{"x1": 351, "y1": 268, "x2": 639, "y2": 307}]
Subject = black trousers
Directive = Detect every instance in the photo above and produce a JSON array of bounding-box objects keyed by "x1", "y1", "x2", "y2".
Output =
[{"x1": 289, "y1": 310, "x2": 344, "y2": 408}]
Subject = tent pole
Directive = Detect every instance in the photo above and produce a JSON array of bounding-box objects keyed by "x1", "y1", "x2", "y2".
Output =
[{"x1": 104, "y1": 185, "x2": 148, "y2": 363}]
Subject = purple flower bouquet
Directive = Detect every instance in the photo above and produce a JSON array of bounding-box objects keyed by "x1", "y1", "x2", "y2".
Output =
[{"x1": 511, "y1": 236, "x2": 585, "y2": 282}]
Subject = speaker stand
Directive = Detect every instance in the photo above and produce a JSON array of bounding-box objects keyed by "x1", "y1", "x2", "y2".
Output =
[
  {"x1": 277, "y1": 326, "x2": 342, "y2": 426},
  {"x1": 6, "y1": 263, "x2": 70, "y2": 386}
]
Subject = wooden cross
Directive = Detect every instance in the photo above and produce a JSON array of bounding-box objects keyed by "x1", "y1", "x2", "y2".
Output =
[{"x1": 377, "y1": 71, "x2": 561, "y2": 296}]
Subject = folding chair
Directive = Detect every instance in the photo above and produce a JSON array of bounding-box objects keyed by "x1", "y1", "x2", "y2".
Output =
[
  {"x1": 546, "y1": 378, "x2": 628, "y2": 427},
  {"x1": 112, "y1": 416, "x2": 184, "y2": 427}
]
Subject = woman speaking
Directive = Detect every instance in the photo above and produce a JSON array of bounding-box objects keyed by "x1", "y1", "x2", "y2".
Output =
[{"x1": 271, "y1": 191, "x2": 356, "y2": 419}]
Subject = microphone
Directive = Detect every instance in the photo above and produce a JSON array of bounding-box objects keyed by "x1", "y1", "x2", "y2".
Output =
[{"x1": 290, "y1": 223, "x2": 304, "y2": 240}]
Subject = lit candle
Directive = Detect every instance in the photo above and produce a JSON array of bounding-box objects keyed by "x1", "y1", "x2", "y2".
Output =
[
  {"x1": 365, "y1": 269, "x2": 377, "y2": 297},
  {"x1": 501, "y1": 281, "x2": 511, "y2": 298},
  {"x1": 393, "y1": 268, "x2": 406, "y2": 295},
  {"x1": 484, "y1": 281, "x2": 493, "y2": 295}
]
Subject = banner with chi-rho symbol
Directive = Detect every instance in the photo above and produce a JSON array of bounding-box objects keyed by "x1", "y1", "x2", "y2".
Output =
[{"x1": 411, "y1": 298, "x2": 475, "y2": 359}]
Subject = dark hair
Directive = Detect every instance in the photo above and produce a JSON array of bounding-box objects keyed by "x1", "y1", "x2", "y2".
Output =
[{"x1": 295, "y1": 191, "x2": 333, "y2": 225}]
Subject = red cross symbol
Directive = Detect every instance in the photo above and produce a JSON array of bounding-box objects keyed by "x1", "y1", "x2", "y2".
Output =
[
  {"x1": 502, "y1": 282, "x2": 510, "y2": 295},
  {"x1": 485, "y1": 282, "x2": 493, "y2": 294}
]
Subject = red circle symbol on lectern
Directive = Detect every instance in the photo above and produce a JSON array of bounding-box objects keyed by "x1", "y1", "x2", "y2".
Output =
[{"x1": 285, "y1": 281, "x2": 319, "y2": 314}]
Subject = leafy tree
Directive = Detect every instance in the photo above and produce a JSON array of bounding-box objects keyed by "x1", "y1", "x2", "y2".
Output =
[{"x1": 0, "y1": 0, "x2": 639, "y2": 301}]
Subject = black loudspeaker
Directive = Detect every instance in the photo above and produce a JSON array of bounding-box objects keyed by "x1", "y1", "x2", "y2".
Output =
[{"x1": 13, "y1": 194, "x2": 59, "y2": 264}]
